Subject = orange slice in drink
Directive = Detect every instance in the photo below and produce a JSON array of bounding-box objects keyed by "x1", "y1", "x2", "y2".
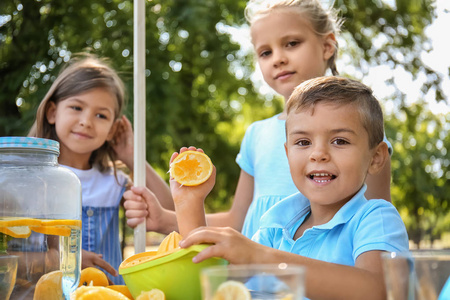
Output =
[
  {"x1": 31, "y1": 226, "x2": 72, "y2": 237},
  {"x1": 169, "y1": 150, "x2": 213, "y2": 186},
  {"x1": 0, "y1": 225, "x2": 31, "y2": 238},
  {"x1": 213, "y1": 280, "x2": 251, "y2": 300}
]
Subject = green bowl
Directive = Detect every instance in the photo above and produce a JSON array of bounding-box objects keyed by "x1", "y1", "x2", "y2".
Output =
[{"x1": 119, "y1": 245, "x2": 228, "y2": 299}]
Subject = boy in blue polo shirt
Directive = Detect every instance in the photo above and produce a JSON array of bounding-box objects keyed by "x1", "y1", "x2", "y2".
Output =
[{"x1": 174, "y1": 76, "x2": 409, "y2": 299}]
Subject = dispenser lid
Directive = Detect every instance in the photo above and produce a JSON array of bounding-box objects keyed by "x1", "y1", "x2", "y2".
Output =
[{"x1": 0, "y1": 137, "x2": 60, "y2": 155}]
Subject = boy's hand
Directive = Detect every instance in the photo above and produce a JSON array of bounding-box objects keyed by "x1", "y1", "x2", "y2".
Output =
[
  {"x1": 81, "y1": 249, "x2": 118, "y2": 284},
  {"x1": 179, "y1": 226, "x2": 262, "y2": 264},
  {"x1": 169, "y1": 146, "x2": 216, "y2": 207},
  {"x1": 111, "y1": 115, "x2": 134, "y2": 168},
  {"x1": 123, "y1": 186, "x2": 177, "y2": 234}
]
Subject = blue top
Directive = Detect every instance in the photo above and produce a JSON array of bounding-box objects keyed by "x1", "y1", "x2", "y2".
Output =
[
  {"x1": 252, "y1": 185, "x2": 409, "y2": 265},
  {"x1": 63, "y1": 165, "x2": 128, "y2": 285},
  {"x1": 236, "y1": 114, "x2": 393, "y2": 239}
]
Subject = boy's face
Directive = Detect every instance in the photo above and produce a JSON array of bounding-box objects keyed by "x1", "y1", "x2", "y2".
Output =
[
  {"x1": 285, "y1": 103, "x2": 376, "y2": 208},
  {"x1": 251, "y1": 9, "x2": 335, "y2": 100}
]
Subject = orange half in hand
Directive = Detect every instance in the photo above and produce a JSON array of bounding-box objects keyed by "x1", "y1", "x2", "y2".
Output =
[{"x1": 169, "y1": 151, "x2": 213, "y2": 186}]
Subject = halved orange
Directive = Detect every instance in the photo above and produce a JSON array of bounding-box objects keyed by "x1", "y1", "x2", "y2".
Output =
[
  {"x1": 169, "y1": 150, "x2": 213, "y2": 186},
  {"x1": 71, "y1": 286, "x2": 130, "y2": 300},
  {"x1": 78, "y1": 267, "x2": 109, "y2": 287},
  {"x1": 34, "y1": 270, "x2": 63, "y2": 300},
  {"x1": 135, "y1": 288, "x2": 165, "y2": 300},
  {"x1": 213, "y1": 280, "x2": 251, "y2": 300},
  {"x1": 106, "y1": 285, "x2": 133, "y2": 299}
]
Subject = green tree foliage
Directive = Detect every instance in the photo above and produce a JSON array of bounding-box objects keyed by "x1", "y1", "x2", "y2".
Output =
[
  {"x1": 388, "y1": 102, "x2": 449, "y2": 247},
  {"x1": 0, "y1": 0, "x2": 448, "y2": 244}
]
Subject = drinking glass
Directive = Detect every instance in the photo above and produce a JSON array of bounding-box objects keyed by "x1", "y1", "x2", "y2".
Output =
[
  {"x1": 381, "y1": 251, "x2": 450, "y2": 300},
  {"x1": 201, "y1": 263, "x2": 305, "y2": 300},
  {"x1": 0, "y1": 255, "x2": 18, "y2": 300}
]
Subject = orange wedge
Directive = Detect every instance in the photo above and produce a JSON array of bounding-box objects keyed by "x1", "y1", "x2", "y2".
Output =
[
  {"x1": 135, "y1": 288, "x2": 165, "y2": 300},
  {"x1": 169, "y1": 150, "x2": 213, "y2": 186},
  {"x1": 213, "y1": 280, "x2": 251, "y2": 300}
]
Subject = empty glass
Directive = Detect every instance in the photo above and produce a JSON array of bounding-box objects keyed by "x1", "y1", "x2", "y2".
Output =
[
  {"x1": 201, "y1": 263, "x2": 305, "y2": 300},
  {"x1": 382, "y1": 251, "x2": 450, "y2": 300},
  {"x1": 0, "y1": 255, "x2": 18, "y2": 300}
]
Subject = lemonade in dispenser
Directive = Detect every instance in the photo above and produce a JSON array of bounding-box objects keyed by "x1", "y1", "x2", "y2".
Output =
[{"x1": 0, "y1": 137, "x2": 81, "y2": 299}]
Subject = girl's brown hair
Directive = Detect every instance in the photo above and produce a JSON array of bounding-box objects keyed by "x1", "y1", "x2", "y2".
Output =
[
  {"x1": 28, "y1": 54, "x2": 126, "y2": 172},
  {"x1": 245, "y1": 0, "x2": 342, "y2": 75}
]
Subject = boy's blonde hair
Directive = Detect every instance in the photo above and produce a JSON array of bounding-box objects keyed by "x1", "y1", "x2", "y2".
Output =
[
  {"x1": 245, "y1": 0, "x2": 342, "y2": 75},
  {"x1": 286, "y1": 76, "x2": 384, "y2": 149},
  {"x1": 28, "y1": 54, "x2": 126, "y2": 172}
]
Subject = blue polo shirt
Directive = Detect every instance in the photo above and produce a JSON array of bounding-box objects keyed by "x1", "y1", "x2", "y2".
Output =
[{"x1": 252, "y1": 186, "x2": 409, "y2": 265}]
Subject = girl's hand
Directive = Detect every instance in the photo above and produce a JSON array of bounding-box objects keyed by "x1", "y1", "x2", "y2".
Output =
[
  {"x1": 123, "y1": 186, "x2": 177, "y2": 234},
  {"x1": 178, "y1": 226, "x2": 263, "y2": 264},
  {"x1": 111, "y1": 115, "x2": 134, "y2": 168},
  {"x1": 169, "y1": 146, "x2": 216, "y2": 207},
  {"x1": 81, "y1": 249, "x2": 118, "y2": 283}
]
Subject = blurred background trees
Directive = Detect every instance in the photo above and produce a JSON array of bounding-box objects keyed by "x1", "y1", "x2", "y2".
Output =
[{"x1": 1, "y1": 0, "x2": 448, "y2": 248}]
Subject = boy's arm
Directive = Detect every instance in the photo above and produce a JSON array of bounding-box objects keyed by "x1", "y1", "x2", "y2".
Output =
[
  {"x1": 180, "y1": 227, "x2": 386, "y2": 300},
  {"x1": 170, "y1": 147, "x2": 215, "y2": 237}
]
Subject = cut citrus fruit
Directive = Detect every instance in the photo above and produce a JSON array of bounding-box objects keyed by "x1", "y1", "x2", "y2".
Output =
[
  {"x1": 78, "y1": 267, "x2": 109, "y2": 287},
  {"x1": 40, "y1": 219, "x2": 82, "y2": 227},
  {"x1": 106, "y1": 285, "x2": 133, "y2": 299},
  {"x1": 169, "y1": 150, "x2": 213, "y2": 186},
  {"x1": 71, "y1": 286, "x2": 130, "y2": 300},
  {"x1": 34, "y1": 270, "x2": 63, "y2": 300},
  {"x1": 0, "y1": 225, "x2": 31, "y2": 238},
  {"x1": 31, "y1": 225, "x2": 72, "y2": 237},
  {"x1": 0, "y1": 218, "x2": 81, "y2": 238},
  {"x1": 212, "y1": 280, "x2": 251, "y2": 300},
  {"x1": 135, "y1": 288, "x2": 165, "y2": 300}
]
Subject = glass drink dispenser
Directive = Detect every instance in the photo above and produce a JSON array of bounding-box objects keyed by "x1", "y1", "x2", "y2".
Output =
[{"x1": 0, "y1": 137, "x2": 81, "y2": 299}]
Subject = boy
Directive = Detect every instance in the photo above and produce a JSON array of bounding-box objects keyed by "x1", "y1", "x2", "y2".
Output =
[{"x1": 176, "y1": 76, "x2": 409, "y2": 300}]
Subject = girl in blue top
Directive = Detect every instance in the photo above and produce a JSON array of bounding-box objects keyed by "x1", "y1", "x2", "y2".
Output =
[
  {"x1": 123, "y1": 0, "x2": 393, "y2": 239},
  {"x1": 173, "y1": 76, "x2": 408, "y2": 300},
  {"x1": 29, "y1": 54, "x2": 172, "y2": 284}
]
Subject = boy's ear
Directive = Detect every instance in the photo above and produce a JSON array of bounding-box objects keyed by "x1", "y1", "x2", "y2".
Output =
[
  {"x1": 322, "y1": 32, "x2": 336, "y2": 61},
  {"x1": 368, "y1": 142, "x2": 389, "y2": 175},
  {"x1": 46, "y1": 102, "x2": 57, "y2": 125}
]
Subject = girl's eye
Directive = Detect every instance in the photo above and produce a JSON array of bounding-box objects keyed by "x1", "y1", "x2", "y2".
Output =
[
  {"x1": 70, "y1": 106, "x2": 82, "y2": 111},
  {"x1": 259, "y1": 50, "x2": 271, "y2": 58},
  {"x1": 96, "y1": 113, "x2": 108, "y2": 119},
  {"x1": 332, "y1": 138, "x2": 349, "y2": 145},
  {"x1": 287, "y1": 41, "x2": 299, "y2": 47}
]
